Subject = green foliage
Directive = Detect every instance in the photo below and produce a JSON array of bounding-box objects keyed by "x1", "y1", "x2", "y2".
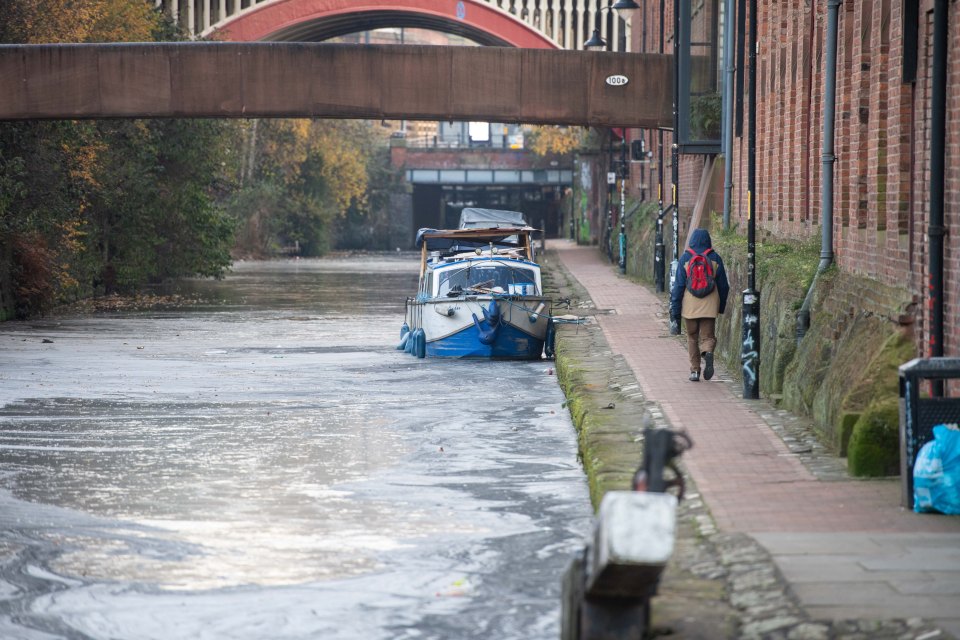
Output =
[
  {"x1": 689, "y1": 93, "x2": 722, "y2": 140},
  {"x1": 0, "y1": 0, "x2": 413, "y2": 317},
  {"x1": 233, "y1": 118, "x2": 394, "y2": 257},
  {"x1": 0, "y1": 1, "x2": 235, "y2": 316},
  {"x1": 334, "y1": 135, "x2": 407, "y2": 251},
  {"x1": 712, "y1": 225, "x2": 821, "y2": 293},
  {"x1": 847, "y1": 398, "x2": 900, "y2": 477}
]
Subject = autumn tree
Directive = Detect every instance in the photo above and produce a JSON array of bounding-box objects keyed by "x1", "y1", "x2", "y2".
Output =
[
  {"x1": 0, "y1": 0, "x2": 235, "y2": 316},
  {"x1": 232, "y1": 119, "x2": 387, "y2": 257},
  {"x1": 524, "y1": 126, "x2": 587, "y2": 156}
]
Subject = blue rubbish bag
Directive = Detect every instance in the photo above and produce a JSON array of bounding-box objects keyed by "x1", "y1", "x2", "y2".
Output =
[{"x1": 914, "y1": 424, "x2": 960, "y2": 515}]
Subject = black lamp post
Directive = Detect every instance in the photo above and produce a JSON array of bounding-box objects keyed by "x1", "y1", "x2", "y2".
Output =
[
  {"x1": 619, "y1": 137, "x2": 628, "y2": 274},
  {"x1": 583, "y1": 0, "x2": 640, "y2": 50},
  {"x1": 654, "y1": 0, "x2": 666, "y2": 293},
  {"x1": 741, "y1": 0, "x2": 760, "y2": 399},
  {"x1": 583, "y1": 0, "x2": 639, "y2": 272}
]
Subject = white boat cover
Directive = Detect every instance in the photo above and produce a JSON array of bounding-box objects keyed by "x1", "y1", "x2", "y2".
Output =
[{"x1": 458, "y1": 208, "x2": 528, "y2": 229}]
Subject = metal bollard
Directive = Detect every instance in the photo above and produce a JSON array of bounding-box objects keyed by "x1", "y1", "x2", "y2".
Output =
[{"x1": 561, "y1": 428, "x2": 692, "y2": 640}]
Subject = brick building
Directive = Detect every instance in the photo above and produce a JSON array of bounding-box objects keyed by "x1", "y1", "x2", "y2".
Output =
[{"x1": 625, "y1": 1, "x2": 958, "y2": 359}]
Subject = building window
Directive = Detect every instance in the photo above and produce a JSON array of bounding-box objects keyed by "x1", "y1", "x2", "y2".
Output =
[{"x1": 678, "y1": 0, "x2": 722, "y2": 154}]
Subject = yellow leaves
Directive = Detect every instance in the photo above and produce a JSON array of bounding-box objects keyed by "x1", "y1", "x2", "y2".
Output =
[
  {"x1": 311, "y1": 123, "x2": 369, "y2": 213},
  {"x1": 0, "y1": 0, "x2": 103, "y2": 43},
  {"x1": 87, "y1": 0, "x2": 161, "y2": 43},
  {"x1": 58, "y1": 218, "x2": 88, "y2": 252},
  {"x1": 525, "y1": 126, "x2": 585, "y2": 156},
  {"x1": 62, "y1": 137, "x2": 106, "y2": 190},
  {"x1": 0, "y1": 0, "x2": 161, "y2": 44},
  {"x1": 259, "y1": 119, "x2": 370, "y2": 216}
]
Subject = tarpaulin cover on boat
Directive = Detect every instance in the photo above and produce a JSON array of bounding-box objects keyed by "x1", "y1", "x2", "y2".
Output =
[
  {"x1": 458, "y1": 208, "x2": 528, "y2": 229},
  {"x1": 415, "y1": 227, "x2": 534, "y2": 251}
]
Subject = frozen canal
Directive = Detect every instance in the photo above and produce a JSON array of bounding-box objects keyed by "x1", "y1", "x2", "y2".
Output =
[{"x1": 0, "y1": 257, "x2": 592, "y2": 640}]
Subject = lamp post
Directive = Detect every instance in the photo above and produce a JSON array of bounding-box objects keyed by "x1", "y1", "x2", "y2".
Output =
[
  {"x1": 583, "y1": 0, "x2": 640, "y2": 266},
  {"x1": 583, "y1": 0, "x2": 640, "y2": 50},
  {"x1": 741, "y1": 0, "x2": 760, "y2": 399},
  {"x1": 606, "y1": 136, "x2": 615, "y2": 262},
  {"x1": 584, "y1": 0, "x2": 639, "y2": 270},
  {"x1": 619, "y1": 135, "x2": 628, "y2": 274},
  {"x1": 668, "y1": 0, "x2": 680, "y2": 294},
  {"x1": 654, "y1": 0, "x2": 666, "y2": 293}
]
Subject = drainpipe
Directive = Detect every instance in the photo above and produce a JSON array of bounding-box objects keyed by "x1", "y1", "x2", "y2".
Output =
[
  {"x1": 928, "y1": 0, "x2": 947, "y2": 370},
  {"x1": 796, "y1": 0, "x2": 840, "y2": 344},
  {"x1": 721, "y1": 0, "x2": 735, "y2": 229}
]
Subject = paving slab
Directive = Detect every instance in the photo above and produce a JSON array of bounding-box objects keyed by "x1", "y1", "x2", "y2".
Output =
[{"x1": 552, "y1": 240, "x2": 960, "y2": 637}]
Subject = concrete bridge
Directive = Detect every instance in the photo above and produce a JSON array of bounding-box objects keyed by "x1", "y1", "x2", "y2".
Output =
[{"x1": 0, "y1": 43, "x2": 671, "y2": 127}]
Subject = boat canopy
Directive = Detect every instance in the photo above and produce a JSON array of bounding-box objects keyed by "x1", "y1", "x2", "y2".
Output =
[
  {"x1": 416, "y1": 227, "x2": 535, "y2": 252},
  {"x1": 458, "y1": 208, "x2": 528, "y2": 229}
]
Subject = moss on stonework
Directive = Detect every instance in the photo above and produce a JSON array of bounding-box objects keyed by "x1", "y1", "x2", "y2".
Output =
[
  {"x1": 847, "y1": 398, "x2": 901, "y2": 477},
  {"x1": 839, "y1": 330, "x2": 916, "y2": 476},
  {"x1": 554, "y1": 331, "x2": 644, "y2": 507},
  {"x1": 838, "y1": 412, "x2": 861, "y2": 457}
]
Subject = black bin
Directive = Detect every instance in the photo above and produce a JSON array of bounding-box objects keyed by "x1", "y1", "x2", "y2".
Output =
[{"x1": 898, "y1": 357, "x2": 960, "y2": 509}]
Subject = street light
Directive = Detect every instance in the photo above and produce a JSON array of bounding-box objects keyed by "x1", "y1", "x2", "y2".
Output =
[{"x1": 583, "y1": 0, "x2": 641, "y2": 50}]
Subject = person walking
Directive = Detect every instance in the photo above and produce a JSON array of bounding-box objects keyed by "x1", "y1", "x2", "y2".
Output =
[{"x1": 669, "y1": 229, "x2": 730, "y2": 381}]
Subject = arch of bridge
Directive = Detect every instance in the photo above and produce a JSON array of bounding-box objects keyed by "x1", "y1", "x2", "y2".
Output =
[{"x1": 211, "y1": 0, "x2": 559, "y2": 49}]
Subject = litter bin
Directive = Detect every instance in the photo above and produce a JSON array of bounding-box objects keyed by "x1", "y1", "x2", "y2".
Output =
[{"x1": 898, "y1": 357, "x2": 960, "y2": 509}]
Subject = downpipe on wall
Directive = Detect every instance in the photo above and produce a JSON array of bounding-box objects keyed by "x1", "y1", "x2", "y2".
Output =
[{"x1": 796, "y1": 0, "x2": 841, "y2": 345}]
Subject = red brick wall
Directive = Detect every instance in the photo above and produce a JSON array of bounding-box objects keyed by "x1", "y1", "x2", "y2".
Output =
[{"x1": 629, "y1": 0, "x2": 960, "y2": 359}]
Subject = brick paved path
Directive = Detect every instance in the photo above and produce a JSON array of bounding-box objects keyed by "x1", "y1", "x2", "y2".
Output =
[{"x1": 553, "y1": 241, "x2": 960, "y2": 536}]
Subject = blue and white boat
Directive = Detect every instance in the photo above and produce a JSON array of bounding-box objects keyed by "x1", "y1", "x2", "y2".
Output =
[{"x1": 400, "y1": 226, "x2": 553, "y2": 359}]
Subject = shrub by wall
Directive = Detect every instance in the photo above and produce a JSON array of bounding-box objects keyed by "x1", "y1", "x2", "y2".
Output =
[{"x1": 847, "y1": 398, "x2": 901, "y2": 477}]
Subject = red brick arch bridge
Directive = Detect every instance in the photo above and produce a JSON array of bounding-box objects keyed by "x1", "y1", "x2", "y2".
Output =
[{"x1": 159, "y1": 0, "x2": 628, "y2": 52}]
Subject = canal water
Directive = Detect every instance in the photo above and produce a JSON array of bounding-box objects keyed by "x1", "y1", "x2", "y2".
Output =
[{"x1": 0, "y1": 256, "x2": 592, "y2": 640}]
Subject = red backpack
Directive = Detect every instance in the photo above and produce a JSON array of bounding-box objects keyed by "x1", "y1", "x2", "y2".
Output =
[{"x1": 684, "y1": 248, "x2": 716, "y2": 298}]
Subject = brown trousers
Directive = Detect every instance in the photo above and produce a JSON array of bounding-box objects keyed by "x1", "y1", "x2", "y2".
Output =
[{"x1": 685, "y1": 317, "x2": 717, "y2": 372}]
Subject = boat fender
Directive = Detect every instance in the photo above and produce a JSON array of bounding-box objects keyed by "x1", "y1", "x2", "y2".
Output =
[
  {"x1": 415, "y1": 329, "x2": 426, "y2": 358},
  {"x1": 471, "y1": 313, "x2": 499, "y2": 346},
  {"x1": 529, "y1": 302, "x2": 546, "y2": 324},
  {"x1": 400, "y1": 323, "x2": 409, "y2": 338},
  {"x1": 544, "y1": 318, "x2": 556, "y2": 359},
  {"x1": 405, "y1": 329, "x2": 416, "y2": 354},
  {"x1": 481, "y1": 299, "x2": 501, "y2": 325},
  {"x1": 397, "y1": 331, "x2": 410, "y2": 351}
]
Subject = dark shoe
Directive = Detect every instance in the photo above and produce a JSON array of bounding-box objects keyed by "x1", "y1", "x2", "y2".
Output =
[
  {"x1": 703, "y1": 352, "x2": 715, "y2": 380},
  {"x1": 688, "y1": 370, "x2": 700, "y2": 382}
]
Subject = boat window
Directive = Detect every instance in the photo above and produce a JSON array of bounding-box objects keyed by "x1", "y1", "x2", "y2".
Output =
[{"x1": 437, "y1": 263, "x2": 539, "y2": 296}]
